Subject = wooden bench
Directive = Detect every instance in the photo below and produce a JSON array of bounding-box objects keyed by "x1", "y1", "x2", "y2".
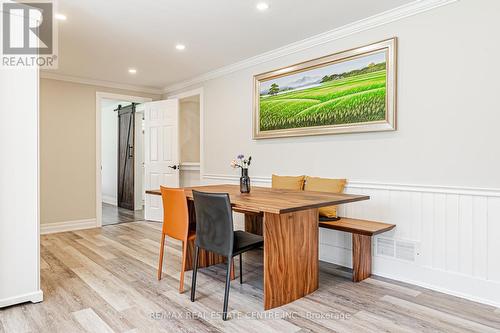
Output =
[
  {"x1": 319, "y1": 217, "x2": 395, "y2": 282},
  {"x1": 242, "y1": 212, "x2": 395, "y2": 283}
]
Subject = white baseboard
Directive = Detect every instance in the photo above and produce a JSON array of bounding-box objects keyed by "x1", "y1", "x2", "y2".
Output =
[
  {"x1": 102, "y1": 195, "x2": 117, "y2": 206},
  {"x1": 0, "y1": 290, "x2": 43, "y2": 308},
  {"x1": 41, "y1": 219, "x2": 97, "y2": 235},
  {"x1": 372, "y1": 256, "x2": 500, "y2": 308}
]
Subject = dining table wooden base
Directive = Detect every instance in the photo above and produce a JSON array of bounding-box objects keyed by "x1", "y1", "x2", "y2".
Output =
[
  {"x1": 146, "y1": 184, "x2": 369, "y2": 311},
  {"x1": 263, "y1": 209, "x2": 319, "y2": 310}
]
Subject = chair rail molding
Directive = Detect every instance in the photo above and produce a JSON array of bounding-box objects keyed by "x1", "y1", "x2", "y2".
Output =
[
  {"x1": 202, "y1": 173, "x2": 500, "y2": 308},
  {"x1": 202, "y1": 174, "x2": 500, "y2": 197},
  {"x1": 180, "y1": 162, "x2": 201, "y2": 171},
  {"x1": 163, "y1": 0, "x2": 459, "y2": 94}
]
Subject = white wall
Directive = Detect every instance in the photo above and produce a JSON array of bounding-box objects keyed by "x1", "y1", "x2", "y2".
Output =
[
  {"x1": 100, "y1": 101, "x2": 122, "y2": 205},
  {"x1": 167, "y1": 0, "x2": 500, "y2": 307},
  {"x1": 0, "y1": 67, "x2": 42, "y2": 306},
  {"x1": 179, "y1": 97, "x2": 200, "y2": 163},
  {"x1": 179, "y1": 96, "x2": 201, "y2": 187}
]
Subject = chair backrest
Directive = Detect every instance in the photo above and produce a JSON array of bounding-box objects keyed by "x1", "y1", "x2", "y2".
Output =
[
  {"x1": 192, "y1": 190, "x2": 234, "y2": 257},
  {"x1": 160, "y1": 186, "x2": 189, "y2": 240}
]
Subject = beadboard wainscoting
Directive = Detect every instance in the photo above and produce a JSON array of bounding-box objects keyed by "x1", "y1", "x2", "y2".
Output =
[{"x1": 203, "y1": 174, "x2": 500, "y2": 307}]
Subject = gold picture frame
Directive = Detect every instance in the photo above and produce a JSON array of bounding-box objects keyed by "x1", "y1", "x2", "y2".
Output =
[{"x1": 253, "y1": 38, "x2": 397, "y2": 139}]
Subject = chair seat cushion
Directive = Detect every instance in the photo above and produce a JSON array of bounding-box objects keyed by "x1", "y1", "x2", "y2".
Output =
[{"x1": 233, "y1": 230, "x2": 264, "y2": 255}]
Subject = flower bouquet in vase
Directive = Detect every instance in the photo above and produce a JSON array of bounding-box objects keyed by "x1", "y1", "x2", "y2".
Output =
[{"x1": 231, "y1": 154, "x2": 252, "y2": 193}]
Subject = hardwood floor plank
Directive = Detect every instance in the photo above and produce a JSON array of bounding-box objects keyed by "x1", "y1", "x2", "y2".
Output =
[
  {"x1": 94, "y1": 234, "x2": 161, "y2": 270},
  {"x1": 0, "y1": 307, "x2": 32, "y2": 333},
  {"x1": 51, "y1": 276, "x2": 135, "y2": 333},
  {"x1": 411, "y1": 290, "x2": 500, "y2": 329},
  {"x1": 75, "y1": 238, "x2": 117, "y2": 260},
  {"x1": 381, "y1": 295, "x2": 500, "y2": 333},
  {"x1": 40, "y1": 257, "x2": 50, "y2": 270},
  {"x1": 3, "y1": 221, "x2": 499, "y2": 333},
  {"x1": 361, "y1": 277, "x2": 421, "y2": 297},
  {"x1": 166, "y1": 287, "x2": 299, "y2": 333},
  {"x1": 102, "y1": 203, "x2": 144, "y2": 226},
  {"x1": 71, "y1": 308, "x2": 115, "y2": 333},
  {"x1": 321, "y1": 284, "x2": 464, "y2": 332},
  {"x1": 352, "y1": 310, "x2": 418, "y2": 333}
]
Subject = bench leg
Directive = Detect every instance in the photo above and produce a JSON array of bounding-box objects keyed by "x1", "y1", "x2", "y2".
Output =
[{"x1": 352, "y1": 234, "x2": 371, "y2": 282}]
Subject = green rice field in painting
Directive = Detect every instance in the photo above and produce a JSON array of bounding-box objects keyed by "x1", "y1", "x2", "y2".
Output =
[{"x1": 259, "y1": 68, "x2": 387, "y2": 131}]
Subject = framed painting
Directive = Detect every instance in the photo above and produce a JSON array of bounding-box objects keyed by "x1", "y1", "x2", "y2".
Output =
[{"x1": 253, "y1": 38, "x2": 397, "y2": 139}]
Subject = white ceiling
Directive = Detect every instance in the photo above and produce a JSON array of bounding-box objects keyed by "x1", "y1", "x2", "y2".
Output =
[{"x1": 48, "y1": 0, "x2": 414, "y2": 90}]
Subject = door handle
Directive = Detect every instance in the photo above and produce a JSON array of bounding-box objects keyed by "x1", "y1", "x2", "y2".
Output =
[
  {"x1": 128, "y1": 145, "x2": 134, "y2": 158},
  {"x1": 168, "y1": 164, "x2": 180, "y2": 170}
]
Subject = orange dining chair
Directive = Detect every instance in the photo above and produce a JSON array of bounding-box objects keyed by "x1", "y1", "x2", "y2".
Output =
[{"x1": 158, "y1": 186, "x2": 195, "y2": 293}]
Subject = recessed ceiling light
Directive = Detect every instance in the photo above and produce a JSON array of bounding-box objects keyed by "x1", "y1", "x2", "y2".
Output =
[
  {"x1": 55, "y1": 13, "x2": 67, "y2": 21},
  {"x1": 128, "y1": 68, "x2": 137, "y2": 74},
  {"x1": 256, "y1": 2, "x2": 269, "y2": 11},
  {"x1": 175, "y1": 44, "x2": 186, "y2": 51}
]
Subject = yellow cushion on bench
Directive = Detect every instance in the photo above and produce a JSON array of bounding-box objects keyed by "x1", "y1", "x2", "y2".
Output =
[
  {"x1": 272, "y1": 174, "x2": 305, "y2": 190},
  {"x1": 304, "y1": 177, "x2": 346, "y2": 218}
]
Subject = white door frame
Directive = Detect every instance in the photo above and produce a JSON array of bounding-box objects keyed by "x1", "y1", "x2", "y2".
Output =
[
  {"x1": 167, "y1": 87, "x2": 205, "y2": 178},
  {"x1": 95, "y1": 92, "x2": 153, "y2": 227}
]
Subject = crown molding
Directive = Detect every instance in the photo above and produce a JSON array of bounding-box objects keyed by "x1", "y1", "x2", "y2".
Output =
[
  {"x1": 163, "y1": 0, "x2": 458, "y2": 94},
  {"x1": 40, "y1": 71, "x2": 164, "y2": 95}
]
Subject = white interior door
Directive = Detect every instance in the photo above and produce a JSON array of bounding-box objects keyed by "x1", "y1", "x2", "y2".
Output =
[{"x1": 144, "y1": 99, "x2": 180, "y2": 221}]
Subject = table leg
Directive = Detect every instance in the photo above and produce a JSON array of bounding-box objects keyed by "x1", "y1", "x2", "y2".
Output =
[
  {"x1": 352, "y1": 234, "x2": 372, "y2": 282},
  {"x1": 244, "y1": 212, "x2": 263, "y2": 236},
  {"x1": 263, "y1": 208, "x2": 319, "y2": 310}
]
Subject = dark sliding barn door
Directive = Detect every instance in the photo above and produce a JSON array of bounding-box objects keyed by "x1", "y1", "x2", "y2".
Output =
[{"x1": 117, "y1": 104, "x2": 135, "y2": 210}]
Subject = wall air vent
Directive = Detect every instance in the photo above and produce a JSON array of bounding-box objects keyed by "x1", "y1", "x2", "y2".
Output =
[
  {"x1": 395, "y1": 240, "x2": 417, "y2": 262},
  {"x1": 376, "y1": 237, "x2": 395, "y2": 257}
]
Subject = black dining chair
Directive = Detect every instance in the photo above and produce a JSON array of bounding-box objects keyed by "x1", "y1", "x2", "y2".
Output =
[{"x1": 190, "y1": 190, "x2": 264, "y2": 321}]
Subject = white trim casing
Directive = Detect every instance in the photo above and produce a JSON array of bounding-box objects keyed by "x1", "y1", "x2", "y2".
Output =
[
  {"x1": 163, "y1": 0, "x2": 459, "y2": 94},
  {"x1": 41, "y1": 219, "x2": 97, "y2": 235},
  {"x1": 41, "y1": 72, "x2": 163, "y2": 95},
  {"x1": 96, "y1": 92, "x2": 153, "y2": 227}
]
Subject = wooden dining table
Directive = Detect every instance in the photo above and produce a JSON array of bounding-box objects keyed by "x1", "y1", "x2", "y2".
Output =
[{"x1": 146, "y1": 184, "x2": 369, "y2": 310}]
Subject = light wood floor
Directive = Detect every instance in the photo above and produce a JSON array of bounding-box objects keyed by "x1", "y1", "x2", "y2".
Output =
[
  {"x1": 102, "y1": 203, "x2": 144, "y2": 226},
  {"x1": 1, "y1": 221, "x2": 499, "y2": 333}
]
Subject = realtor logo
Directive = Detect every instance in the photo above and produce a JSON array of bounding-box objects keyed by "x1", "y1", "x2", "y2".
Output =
[{"x1": 1, "y1": 0, "x2": 58, "y2": 68}]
